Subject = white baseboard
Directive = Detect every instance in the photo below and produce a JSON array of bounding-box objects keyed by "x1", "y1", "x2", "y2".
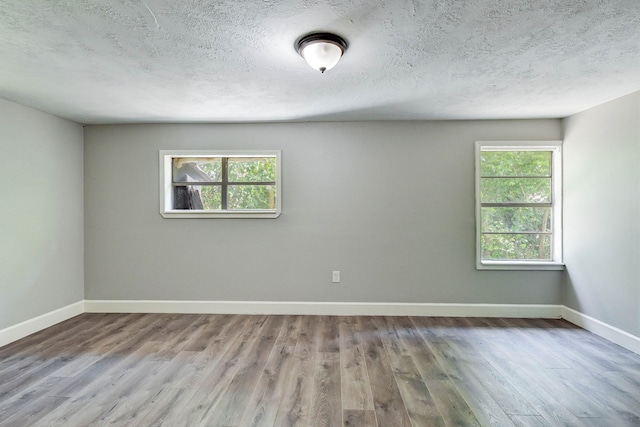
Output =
[
  {"x1": 4, "y1": 301, "x2": 638, "y2": 356},
  {"x1": 0, "y1": 301, "x2": 84, "y2": 348},
  {"x1": 84, "y1": 300, "x2": 562, "y2": 318},
  {"x1": 561, "y1": 306, "x2": 640, "y2": 355}
]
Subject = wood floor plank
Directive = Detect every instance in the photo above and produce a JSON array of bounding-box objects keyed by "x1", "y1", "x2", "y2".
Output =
[
  {"x1": 318, "y1": 316, "x2": 340, "y2": 353},
  {"x1": 133, "y1": 387, "x2": 194, "y2": 427},
  {"x1": 32, "y1": 397, "x2": 108, "y2": 427},
  {"x1": 310, "y1": 352, "x2": 342, "y2": 427},
  {"x1": 399, "y1": 379, "x2": 446, "y2": 426},
  {"x1": 144, "y1": 314, "x2": 207, "y2": 360},
  {"x1": 377, "y1": 319, "x2": 443, "y2": 425},
  {"x1": 200, "y1": 315, "x2": 285, "y2": 426},
  {"x1": 484, "y1": 318, "x2": 573, "y2": 369},
  {"x1": 445, "y1": 337, "x2": 539, "y2": 417},
  {"x1": 0, "y1": 313, "x2": 127, "y2": 387},
  {"x1": 427, "y1": 379, "x2": 482, "y2": 427},
  {"x1": 389, "y1": 355, "x2": 443, "y2": 426},
  {"x1": 509, "y1": 414, "x2": 551, "y2": 427},
  {"x1": 273, "y1": 315, "x2": 319, "y2": 427},
  {"x1": 552, "y1": 332, "x2": 638, "y2": 374},
  {"x1": 0, "y1": 377, "x2": 65, "y2": 423},
  {"x1": 143, "y1": 350, "x2": 211, "y2": 392},
  {"x1": 396, "y1": 316, "x2": 448, "y2": 380},
  {"x1": 409, "y1": 318, "x2": 499, "y2": 427},
  {"x1": 0, "y1": 395, "x2": 68, "y2": 427},
  {"x1": 519, "y1": 362, "x2": 611, "y2": 419},
  {"x1": 357, "y1": 317, "x2": 412, "y2": 427},
  {"x1": 590, "y1": 370, "x2": 640, "y2": 412},
  {"x1": 386, "y1": 316, "x2": 510, "y2": 427},
  {"x1": 41, "y1": 315, "x2": 257, "y2": 426},
  {"x1": 343, "y1": 409, "x2": 377, "y2": 427},
  {"x1": 373, "y1": 316, "x2": 410, "y2": 360},
  {"x1": 141, "y1": 318, "x2": 251, "y2": 392},
  {"x1": 48, "y1": 336, "x2": 170, "y2": 400},
  {"x1": 239, "y1": 344, "x2": 297, "y2": 427},
  {"x1": 158, "y1": 316, "x2": 271, "y2": 426},
  {"x1": 449, "y1": 373, "x2": 516, "y2": 426},
  {"x1": 83, "y1": 313, "x2": 158, "y2": 350},
  {"x1": 0, "y1": 313, "x2": 93, "y2": 361},
  {"x1": 0, "y1": 314, "x2": 639, "y2": 426},
  {"x1": 0, "y1": 353, "x2": 81, "y2": 401},
  {"x1": 199, "y1": 313, "x2": 249, "y2": 348},
  {"x1": 551, "y1": 367, "x2": 639, "y2": 424},
  {"x1": 575, "y1": 417, "x2": 640, "y2": 427},
  {"x1": 339, "y1": 318, "x2": 374, "y2": 411},
  {"x1": 67, "y1": 358, "x2": 169, "y2": 425},
  {"x1": 480, "y1": 346, "x2": 588, "y2": 426},
  {"x1": 96, "y1": 378, "x2": 166, "y2": 425},
  {"x1": 276, "y1": 315, "x2": 303, "y2": 348},
  {"x1": 180, "y1": 313, "x2": 229, "y2": 352}
]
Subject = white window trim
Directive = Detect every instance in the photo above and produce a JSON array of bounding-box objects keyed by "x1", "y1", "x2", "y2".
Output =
[
  {"x1": 159, "y1": 150, "x2": 282, "y2": 219},
  {"x1": 475, "y1": 141, "x2": 564, "y2": 271}
]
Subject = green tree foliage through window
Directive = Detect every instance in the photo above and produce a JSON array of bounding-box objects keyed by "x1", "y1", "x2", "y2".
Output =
[
  {"x1": 172, "y1": 156, "x2": 277, "y2": 211},
  {"x1": 479, "y1": 150, "x2": 553, "y2": 261},
  {"x1": 227, "y1": 158, "x2": 276, "y2": 210}
]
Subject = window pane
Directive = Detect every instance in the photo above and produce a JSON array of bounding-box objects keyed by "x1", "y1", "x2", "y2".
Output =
[
  {"x1": 481, "y1": 177, "x2": 551, "y2": 203},
  {"x1": 228, "y1": 185, "x2": 276, "y2": 210},
  {"x1": 482, "y1": 207, "x2": 551, "y2": 233},
  {"x1": 481, "y1": 234, "x2": 551, "y2": 260},
  {"x1": 200, "y1": 186, "x2": 222, "y2": 210},
  {"x1": 173, "y1": 185, "x2": 221, "y2": 210},
  {"x1": 173, "y1": 158, "x2": 222, "y2": 182},
  {"x1": 228, "y1": 157, "x2": 276, "y2": 182},
  {"x1": 480, "y1": 151, "x2": 551, "y2": 177}
]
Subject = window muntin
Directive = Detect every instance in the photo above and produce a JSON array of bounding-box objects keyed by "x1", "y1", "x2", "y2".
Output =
[
  {"x1": 160, "y1": 150, "x2": 281, "y2": 218},
  {"x1": 475, "y1": 142, "x2": 562, "y2": 270}
]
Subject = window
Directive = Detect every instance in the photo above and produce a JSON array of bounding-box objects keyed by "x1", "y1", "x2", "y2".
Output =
[
  {"x1": 160, "y1": 150, "x2": 281, "y2": 218},
  {"x1": 475, "y1": 141, "x2": 563, "y2": 270}
]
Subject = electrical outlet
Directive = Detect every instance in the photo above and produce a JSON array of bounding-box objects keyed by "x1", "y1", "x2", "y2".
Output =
[{"x1": 332, "y1": 270, "x2": 340, "y2": 283}]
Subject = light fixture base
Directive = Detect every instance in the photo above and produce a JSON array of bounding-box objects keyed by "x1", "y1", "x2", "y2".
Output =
[{"x1": 295, "y1": 32, "x2": 348, "y2": 73}]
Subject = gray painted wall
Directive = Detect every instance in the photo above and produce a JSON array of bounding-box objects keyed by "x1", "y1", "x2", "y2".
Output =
[
  {"x1": 0, "y1": 99, "x2": 84, "y2": 330},
  {"x1": 84, "y1": 120, "x2": 562, "y2": 304},
  {"x1": 563, "y1": 91, "x2": 640, "y2": 337}
]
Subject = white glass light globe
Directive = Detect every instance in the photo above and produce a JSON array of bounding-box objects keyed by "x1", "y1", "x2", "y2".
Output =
[{"x1": 300, "y1": 41, "x2": 343, "y2": 73}]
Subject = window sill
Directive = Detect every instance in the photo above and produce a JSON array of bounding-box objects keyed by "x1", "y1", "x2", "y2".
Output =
[
  {"x1": 476, "y1": 261, "x2": 565, "y2": 271},
  {"x1": 160, "y1": 210, "x2": 281, "y2": 219}
]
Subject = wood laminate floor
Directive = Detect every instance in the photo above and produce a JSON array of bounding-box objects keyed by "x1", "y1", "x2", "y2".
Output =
[{"x1": 0, "y1": 314, "x2": 639, "y2": 426}]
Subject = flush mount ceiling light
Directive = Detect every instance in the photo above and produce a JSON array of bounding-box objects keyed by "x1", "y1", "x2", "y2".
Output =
[{"x1": 295, "y1": 32, "x2": 348, "y2": 73}]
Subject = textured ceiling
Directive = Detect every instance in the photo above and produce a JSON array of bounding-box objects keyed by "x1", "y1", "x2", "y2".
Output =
[{"x1": 1, "y1": 0, "x2": 639, "y2": 124}]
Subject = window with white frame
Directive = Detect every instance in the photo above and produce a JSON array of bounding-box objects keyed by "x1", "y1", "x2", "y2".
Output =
[
  {"x1": 160, "y1": 150, "x2": 281, "y2": 218},
  {"x1": 475, "y1": 141, "x2": 563, "y2": 270}
]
